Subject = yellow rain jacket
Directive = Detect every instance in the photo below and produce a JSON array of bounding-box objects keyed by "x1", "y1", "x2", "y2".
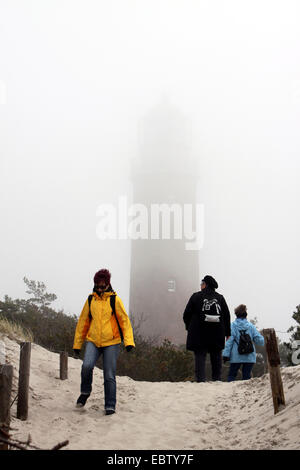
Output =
[{"x1": 73, "y1": 290, "x2": 135, "y2": 349}]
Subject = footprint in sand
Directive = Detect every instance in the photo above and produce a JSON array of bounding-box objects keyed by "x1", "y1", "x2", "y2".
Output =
[
  {"x1": 207, "y1": 424, "x2": 218, "y2": 430},
  {"x1": 89, "y1": 404, "x2": 100, "y2": 411}
]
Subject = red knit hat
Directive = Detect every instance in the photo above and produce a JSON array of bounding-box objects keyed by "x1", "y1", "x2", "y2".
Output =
[{"x1": 94, "y1": 269, "x2": 111, "y2": 285}]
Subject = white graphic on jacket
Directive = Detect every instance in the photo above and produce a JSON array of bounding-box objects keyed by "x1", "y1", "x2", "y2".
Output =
[
  {"x1": 202, "y1": 299, "x2": 221, "y2": 314},
  {"x1": 202, "y1": 299, "x2": 221, "y2": 322}
]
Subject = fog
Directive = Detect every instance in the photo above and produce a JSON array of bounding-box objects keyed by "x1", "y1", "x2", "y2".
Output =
[{"x1": 1, "y1": 1, "x2": 300, "y2": 342}]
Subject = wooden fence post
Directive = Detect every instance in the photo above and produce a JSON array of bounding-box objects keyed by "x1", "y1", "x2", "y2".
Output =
[
  {"x1": 262, "y1": 328, "x2": 285, "y2": 414},
  {"x1": 0, "y1": 364, "x2": 13, "y2": 450},
  {"x1": 17, "y1": 342, "x2": 31, "y2": 421},
  {"x1": 60, "y1": 351, "x2": 68, "y2": 380}
]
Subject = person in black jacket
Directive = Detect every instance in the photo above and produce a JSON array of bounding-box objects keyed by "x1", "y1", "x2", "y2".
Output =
[{"x1": 183, "y1": 275, "x2": 231, "y2": 382}]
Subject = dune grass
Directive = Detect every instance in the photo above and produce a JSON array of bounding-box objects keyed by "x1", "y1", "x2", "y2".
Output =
[{"x1": 0, "y1": 316, "x2": 33, "y2": 343}]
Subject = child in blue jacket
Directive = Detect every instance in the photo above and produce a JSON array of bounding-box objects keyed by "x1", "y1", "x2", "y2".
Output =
[{"x1": 222, "y1": 304, "x2": 264, "y2": 381}]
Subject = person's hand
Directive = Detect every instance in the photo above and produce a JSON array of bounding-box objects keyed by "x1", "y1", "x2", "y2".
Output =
[
  {"x1": 73, "y1": 349, "x2": 80, "y2": 358},
  {"x1": 223, "y1": 356, "x2": 229, "y2": 364},
  {"x1": 126, "y1": 345, "x2": 134, "y2": 352}
]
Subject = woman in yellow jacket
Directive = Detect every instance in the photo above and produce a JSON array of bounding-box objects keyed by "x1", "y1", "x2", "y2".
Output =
[{"x1": 73, "y1": 269, "x2": 135, "y2": 415}]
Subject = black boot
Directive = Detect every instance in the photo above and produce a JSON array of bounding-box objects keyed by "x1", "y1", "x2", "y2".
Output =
[{"x1": 76, "y1": 394, "x2": 90, "y2": 408}]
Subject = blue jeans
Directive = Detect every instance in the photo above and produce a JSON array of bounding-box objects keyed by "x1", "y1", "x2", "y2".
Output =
[
  {"x1": 80, "y1": 341, "x2": 120, "y2": 410},
  {"x1": 228, "y1": 362, "x2": 254, "y2": 382}
]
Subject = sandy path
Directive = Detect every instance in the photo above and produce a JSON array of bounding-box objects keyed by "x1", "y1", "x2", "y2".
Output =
[{"x1": 1, "y1": 335, "x2": 299, "y2": 450}]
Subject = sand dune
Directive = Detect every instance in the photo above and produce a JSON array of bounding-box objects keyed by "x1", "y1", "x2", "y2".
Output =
[{"x1": 1, "y1": 335, "x2": 300, "y2": 450}]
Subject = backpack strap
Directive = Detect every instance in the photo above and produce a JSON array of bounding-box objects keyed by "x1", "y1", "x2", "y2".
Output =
[
  {"x1": 87, "y1": 293, "x2": 124, "y2": 342},
  {"x1": 88, "y1": 294, "x2": 93, "y2": 320},
  {"x1": 110, "y1": 294, "x2": 124, "y2": 342},
  {"x1": 234, "y1": 329, "x2": 245, "y2": 346}
]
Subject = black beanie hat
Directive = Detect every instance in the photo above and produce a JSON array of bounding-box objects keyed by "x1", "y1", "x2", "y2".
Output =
[{"x1": 202, "y1": 275, "x2": 218, "y2": 289}]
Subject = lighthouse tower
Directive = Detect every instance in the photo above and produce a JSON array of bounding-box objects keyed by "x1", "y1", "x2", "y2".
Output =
[{"x1": 129, "y1": 97, "x2": 200, "y2": 345}]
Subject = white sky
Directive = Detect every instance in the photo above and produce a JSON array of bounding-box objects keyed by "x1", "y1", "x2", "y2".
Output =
[{"x1": 1, "y1": 0, "x2": 300, "y2": 342}]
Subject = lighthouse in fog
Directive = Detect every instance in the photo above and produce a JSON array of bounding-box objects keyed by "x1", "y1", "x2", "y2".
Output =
[{"x1": 129, "y1": 97, "x2": 200, "y2": 345}]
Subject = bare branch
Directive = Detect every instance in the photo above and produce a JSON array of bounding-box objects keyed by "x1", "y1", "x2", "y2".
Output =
[
  {"x1": 51, "y1": 440, "x2": 69, "y2": 450},
  {"x1": 0, "y1": 430, "x2": 69, "y2": 451},
  {"x1": 0, "y1": 436, "x2": 28, "y2": 450}
]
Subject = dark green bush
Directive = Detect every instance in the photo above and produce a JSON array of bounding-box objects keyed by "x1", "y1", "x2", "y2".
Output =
[{"x1": 1, "y1": 278, "x2": 277, "y2": 382}]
